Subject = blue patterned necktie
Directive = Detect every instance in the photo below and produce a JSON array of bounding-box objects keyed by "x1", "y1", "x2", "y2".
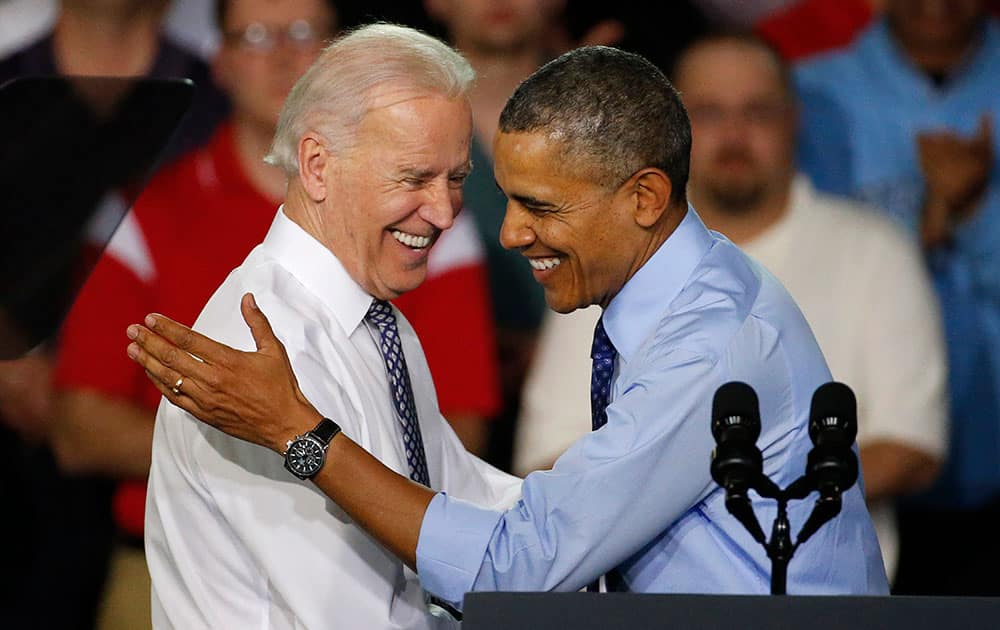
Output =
[
  {"x1": 366, "y1": 299, "x2": 431, "y2": 486},
  {"x1": 590, "y1": 317, "x2": 618, "y2": 431},
  {"x1": 587, "y1": 316, "x2": 619, "y2": 593}
]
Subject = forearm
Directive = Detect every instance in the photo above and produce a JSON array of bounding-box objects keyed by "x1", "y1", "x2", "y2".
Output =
[
  {"x1": 51, "y1": 390, "x2": 154, "y2": 478},
  {"x1": 445, "y1": 413, "x2": 488, "y2": 456},
  {"x1": 920, "y1": 196, "x2": 954, "y2": 249},
  {"x1": 0, "y1": 354, "x2": 53, "y2": 441},
  {"x1": 860, "y1": 440, "x2": 941, "y2": 502}
]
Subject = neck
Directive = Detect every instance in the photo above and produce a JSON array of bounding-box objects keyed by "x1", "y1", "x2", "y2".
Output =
[
  {"x1": 282, "y1": 185, "x2": 325, "y2": 243},
  {"x1": 232, "y1": 115, "x2": 287, "y2": 203},
  {"x1": 53, "y1": 5, "x2": 163, "y2": 77},
  {"x1": 461, "y1": 46, "x2": 542, "y2": 151},
  {"x1": 889, "y1": 20, "x2": 983, "y2": 76},
  {"x1": 282, "y1": 187, "x2": 376, "y2": 297},
  {"x1": 691, "y1": 182, "x2": 791, "y2": 245},
  {"x1": 606, "y1": 203, "x2": 687, "y2": 309}
]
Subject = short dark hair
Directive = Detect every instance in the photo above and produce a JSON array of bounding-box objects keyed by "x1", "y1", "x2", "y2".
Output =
[{"x1": 499, "y1": 46, "x2": 690, "y2": 205}]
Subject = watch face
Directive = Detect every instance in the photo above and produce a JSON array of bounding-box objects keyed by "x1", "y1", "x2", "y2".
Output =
[{"x1": 286, "y1": 436, "x2": 325, "y2": 477}]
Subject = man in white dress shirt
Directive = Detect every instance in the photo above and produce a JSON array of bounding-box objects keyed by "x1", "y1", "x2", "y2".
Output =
[
  {"x1": 143, "y1": 24, "x2": 521, "y2": 629},
  {"x1": 514, "y1": 33, "x2": 948, "y2": 584}
]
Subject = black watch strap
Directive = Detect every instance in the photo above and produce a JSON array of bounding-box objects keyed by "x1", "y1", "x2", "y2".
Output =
[{"x1": 310, "y1": 417, "x2": 341, "y2": 445}]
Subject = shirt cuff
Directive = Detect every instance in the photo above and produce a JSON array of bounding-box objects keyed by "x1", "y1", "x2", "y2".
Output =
[{"x1": 416, "y1": 492, "x2": 504, "y2": 608}]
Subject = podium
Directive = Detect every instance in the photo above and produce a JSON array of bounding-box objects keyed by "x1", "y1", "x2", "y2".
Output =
[{"x1": 463, "y1": 593, "x2": 1000, "y2": 630}]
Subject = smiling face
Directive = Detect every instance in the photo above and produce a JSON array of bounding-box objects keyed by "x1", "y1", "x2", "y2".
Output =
[
  {"x1": 495, "y1": 130, "x2": 646, "y2": 313},
  {"x1": 319, "y1": 91, "x2": 473, "y2": 300}
]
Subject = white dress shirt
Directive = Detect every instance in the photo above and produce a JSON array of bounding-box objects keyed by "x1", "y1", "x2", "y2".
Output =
[
  {"x1": 514, "y1": 177, "x2": 947, "y2": 580},
  {"x1": 146, "y1": 208, "x2": 522, "y2": 629}
]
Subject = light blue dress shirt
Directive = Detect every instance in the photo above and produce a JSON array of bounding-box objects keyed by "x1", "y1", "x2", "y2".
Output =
[
  {"x1": 416, "y1": 208, "x2": 889, "y2": 606},
  {"x1": 795, "y1": 18, "x2": 1000, "y2": 509}
]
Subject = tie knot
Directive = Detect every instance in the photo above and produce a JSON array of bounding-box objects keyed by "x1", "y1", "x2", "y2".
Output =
[
  {"x1": 591, "y1": 317, "x2": 616, "y2": 362},
  {"x1": 366, "y1": 299, "x2": 396, "y2": 328}
]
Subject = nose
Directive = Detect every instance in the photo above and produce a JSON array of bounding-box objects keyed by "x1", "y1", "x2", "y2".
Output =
[
  {"x1": 499, "y1": 202, "x2": 535, "y2": 251},
  {"x1": 419, "y1": 179, "x2": 459, "y2": 231},
  {"x1": 718, "y1": 112, "x2": 749, "y2": 142}
]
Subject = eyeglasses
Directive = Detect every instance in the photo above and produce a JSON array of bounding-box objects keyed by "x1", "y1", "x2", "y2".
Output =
[{"x1": 223, "y1": 19, "x2": 329, "y2": 53}]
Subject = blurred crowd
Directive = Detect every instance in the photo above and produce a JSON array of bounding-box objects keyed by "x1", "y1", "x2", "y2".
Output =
[{"x1": 1, "y1": 0, "x2": 999, "y2": 627}]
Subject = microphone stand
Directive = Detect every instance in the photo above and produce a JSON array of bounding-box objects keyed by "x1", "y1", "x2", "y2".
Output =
[
  {"x1": 735, "y1": 475, "x2": 841, "y2": 595},
  {"x1": 711, "y1": 381, "x2": 859, "y2": 594}
]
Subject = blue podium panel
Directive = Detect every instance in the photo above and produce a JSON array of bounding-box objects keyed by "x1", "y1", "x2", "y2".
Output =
[{"x1": 463, "y1": 593, "x2": 1000, "y2": 630}]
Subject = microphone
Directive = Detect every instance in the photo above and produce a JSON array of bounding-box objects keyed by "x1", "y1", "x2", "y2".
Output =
[
  {"x1": 797, "y1": 382, "x2": 860, "y2": 544},
  {"x1": 710, "y1": 382, "x2": 766, "y2": 543},
  {"x1": 806, "y1": 381, "x2": 859, "y2": 497}
]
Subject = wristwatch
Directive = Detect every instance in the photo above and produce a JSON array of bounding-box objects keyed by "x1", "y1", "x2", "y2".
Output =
[{"x1": 283, "y1": 417, "x2": 341, "y2": 480}]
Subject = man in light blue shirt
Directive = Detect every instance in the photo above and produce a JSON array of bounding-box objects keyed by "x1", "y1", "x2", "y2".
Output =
[
  {"x1": 126, "y1": 45, "x2": 889, "y2": 605},
  {"x1": 417, "y1": 206, "x2": 887, "y2": 599}
]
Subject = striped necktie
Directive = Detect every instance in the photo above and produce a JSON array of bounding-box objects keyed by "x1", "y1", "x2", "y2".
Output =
[{"x1": 366, "y1": 299, "x2": 431, "y2": 486}]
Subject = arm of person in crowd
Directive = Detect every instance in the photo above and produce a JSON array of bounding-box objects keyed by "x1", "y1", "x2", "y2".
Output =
[
  {"x1": 50, "y1": 390, "x2": 153, "y2": 477},
  {"x1": 859, "y1": 441, "x2": 939, "y2": 502},
  {"x1": 0, "y1": 352, "x2": 54, "y2": 442},
  {"x1": 447, "y1": 413, "x2": 488, "y2": 457},
  {"x1": 855, "y1": 211, "x2": 949, "y2": 502},
  {"x1": 50, "y1": 243, "x2": 158, "y2": 478},
  {"x1": 917, "y1": 114, "x2": 993, "y2": 248}
]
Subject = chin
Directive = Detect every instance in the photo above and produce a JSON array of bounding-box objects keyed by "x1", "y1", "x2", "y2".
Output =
[
  {"x1": 544, "y1": 293, "x2": 589, "y2": 315},
  {"x1": 388, "y1": 273, "x2": 428, "y2": 298}
]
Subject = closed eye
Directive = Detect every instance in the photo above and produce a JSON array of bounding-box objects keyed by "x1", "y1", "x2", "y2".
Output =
[{"x1": 512, "y1": 193, "x2": 558, "y2": 214}]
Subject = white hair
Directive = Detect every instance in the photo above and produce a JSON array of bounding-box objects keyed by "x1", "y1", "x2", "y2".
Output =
[{"x1": 264, "y1": 23, "x2": 476, "y2": 175}]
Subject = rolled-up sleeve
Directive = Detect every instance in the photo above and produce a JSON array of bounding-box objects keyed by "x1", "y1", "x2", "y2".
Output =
[
  {"x1": 416, "y1": 493, "x2": 505, "y2": 605},
  {"x1": 415, "y1": 347, "x2": 722, "y2": 606}
]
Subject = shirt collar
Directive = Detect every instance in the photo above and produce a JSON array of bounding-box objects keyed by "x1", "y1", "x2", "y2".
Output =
[
  {"x1": 602, "y1": 205, "x2": 715, "y2": 363},
  {"x1": 259, "y1": 207, "x2": 372, "y2": 336}
]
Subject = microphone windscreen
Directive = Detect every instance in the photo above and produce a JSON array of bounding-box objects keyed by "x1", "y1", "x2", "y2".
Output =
[
  {"x1": 711, "y1": 381, "x2": 761, "y2": 441},
  {"x1": 808, "y1": 382, "x2": 857, "y2": 443}
]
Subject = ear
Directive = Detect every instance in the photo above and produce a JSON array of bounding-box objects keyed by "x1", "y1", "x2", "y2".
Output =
[
  {"x1": 625, "y1": 168, "x2": 673, "y2": 228},
  {"x1": 297, "y1": 133, "x2": 330, "y2": 202}
]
